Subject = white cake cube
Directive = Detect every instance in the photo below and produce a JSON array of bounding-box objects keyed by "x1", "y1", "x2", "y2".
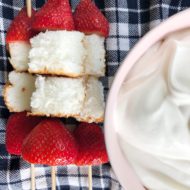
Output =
[
  {"x1": 28, "y1": 31, "x2": 86, "y2": 77},
  {"x1": 78, "y1": 77, "x2": 105, "y2": 123},
  {"x1": 30, "y1": 76, "x2": 86, "y2": 117},
  {"x1": 84, "y1": 34, "x2": 106, "y2": 76},
  {"x1": 30, "y1": 76, "x2": 104, "y2": 123},
  {"x1": 3, "y1": 71, "x2": 36, "y2": 112},
  {"x1": 8, "y1": 42, "x2": 30, "y2": 71}
]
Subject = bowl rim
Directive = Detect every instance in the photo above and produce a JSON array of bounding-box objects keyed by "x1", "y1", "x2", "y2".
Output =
[{"x1": 104, "y1": 8, "x2": 190, "y2": 190}]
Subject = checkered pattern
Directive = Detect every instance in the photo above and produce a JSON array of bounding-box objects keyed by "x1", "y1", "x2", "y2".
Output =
[{"x1": 0, "y1": 0, "x2": 190, "y2": 189}]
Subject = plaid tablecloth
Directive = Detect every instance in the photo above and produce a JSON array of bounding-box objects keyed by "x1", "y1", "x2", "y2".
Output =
[{"x1": 0, "y1": 0, "x2": 190, "y2": 189}]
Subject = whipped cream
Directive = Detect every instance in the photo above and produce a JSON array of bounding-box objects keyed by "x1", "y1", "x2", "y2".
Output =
[{"x1": 116, "y1": 29, "x2": 190, "y2": 190}]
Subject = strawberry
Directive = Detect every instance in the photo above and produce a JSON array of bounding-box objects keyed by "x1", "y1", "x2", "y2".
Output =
[
  {"x1": 6, "y1": 112, "x2": 42, "y2": 155},
  {"x1": 74, "y1": 122, "x2": 109, "y2": 166},
  {"x1": 22, "y1": 119, "x2": 78, "y2": 166},
  {"x1": 6, "y1": 7, "x2": 36, "y2": 43},
  {"x1": 73, "y1": 0, "x2": 109, "y2": 37},
  {"x1": 32, "y1": 0, "x2": 75, "y2": 31}
]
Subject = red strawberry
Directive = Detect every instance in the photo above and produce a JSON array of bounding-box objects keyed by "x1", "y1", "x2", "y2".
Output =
[
  {"x1": 32, "y1": 0, "x2": 75, "y2": 31},
  {"x1": 74, "y1": 122, "x2": 109, "y2": 166},
  {"x1": 6, "y1": 7, "x2": 36, "y2": 43},
  {"x1": 6, "y1": 112, "x2": 42, "y2": 155},
  {"x1": 22, "y1": 119, "x2": 78, "y2": 166},
  {"x1": 73, "y1": 0, "x2": 109, "y2": 37}
]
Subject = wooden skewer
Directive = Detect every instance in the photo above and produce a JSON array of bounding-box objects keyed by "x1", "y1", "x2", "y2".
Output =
[
  {"x1": 31, "y1": 164, "x2": 35, "y2": 190},
  {"x1": 26, "y1": 0, "x2": 32, "y2": 17},
  {"x1": 88, "y1": 166, "x2": 92, "y2": 190},
  {"x1": 26, "y1": 0, "x2": 34, "y2": 189},
  {"x1": 51, "y1": 166, "x2": 57, "y2": 190}
]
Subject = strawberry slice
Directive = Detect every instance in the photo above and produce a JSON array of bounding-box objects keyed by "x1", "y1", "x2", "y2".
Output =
[
  {"x1": 22, "y1": 119, "x2": 78, "y2": 166},
  {"x1": 32, "y1": 0, "x2": 75, "y2": 31},
  {"x1": 73, "y1": 0, "x2": 109, "y2": 37},
  {"x1": 74, "y1": 122, "x2": 109, "y2": 166},
  {"x1": 6, "y1": 7, "x2": 36, "y2": 43},
  {"x1": 6, "y1": 112, "x2": 42, "y2": 155}
]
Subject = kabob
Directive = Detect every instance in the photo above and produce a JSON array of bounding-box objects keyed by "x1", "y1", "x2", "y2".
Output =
[
  {"x1": 4, "y1": 0, "x2": 110, "y2": 189},
  {"x1": 5, "y1": 3, "x2": 38, "y2": 189},
  {"x1": 73, "y1": 1, "x2": 109, "y2": 188}
]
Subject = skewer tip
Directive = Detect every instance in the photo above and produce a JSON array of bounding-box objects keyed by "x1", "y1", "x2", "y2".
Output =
[
  {"x1": 51, "y1": 166, "x2": 57, "y2": 190},
  {"x1": 31, "y1": 164, "x2": 35, "y2": 190},
  {"x1": 88, "y1": 166, "x2": 92, "y2": 190},
  {"x1": 26, "y1": 0, "x2": 32, "y2": 17}
]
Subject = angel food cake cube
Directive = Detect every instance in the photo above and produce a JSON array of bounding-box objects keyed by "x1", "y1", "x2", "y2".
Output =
[
  {"x1": 28, "y1": 31, "x2": 86, "y2": 77},
  {"x1": 30, "y1": 76, "x2": 86, "y2": 117},
  {"x1": 84, "y1": 34, "x2": 106, "y2": 76},
  {"x1": 3, "y1": 71, "x2": 36, "y2": 112},
  {"x1": 30, "y1": 76, "x2": 105, "y2": 123},
  {"x1": 8, "y1": 42, "x2": 31, "y2": 71},
  {"x1": 77, "y1": 77, "x2": 105, "y2": 123}
]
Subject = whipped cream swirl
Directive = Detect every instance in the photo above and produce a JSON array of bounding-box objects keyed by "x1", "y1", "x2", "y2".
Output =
[{"x1": 116, "y1": 29, "x2": 190, "y2": 190}]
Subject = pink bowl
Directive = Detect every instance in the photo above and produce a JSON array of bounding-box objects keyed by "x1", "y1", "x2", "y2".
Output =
[{"x1": 104, "y1": 8, "x2": 190, "y2": 190}]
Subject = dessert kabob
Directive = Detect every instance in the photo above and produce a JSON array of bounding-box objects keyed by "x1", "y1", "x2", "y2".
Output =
[
  {"x1": 4, "y1": 3, "x2": 40, "y2": 189},
  {"x1": 3, "y1": 0, "x2": 110, "y2": 189},
  {"x1": 73, "y1": 0, "x2": 109, "y2": 188},
  {"x1": 26, "y1": 0, "x2": 77, "y2": 188},
  {"x1": 26, "y1": 0, "x2": 109, "y2": 188}
]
